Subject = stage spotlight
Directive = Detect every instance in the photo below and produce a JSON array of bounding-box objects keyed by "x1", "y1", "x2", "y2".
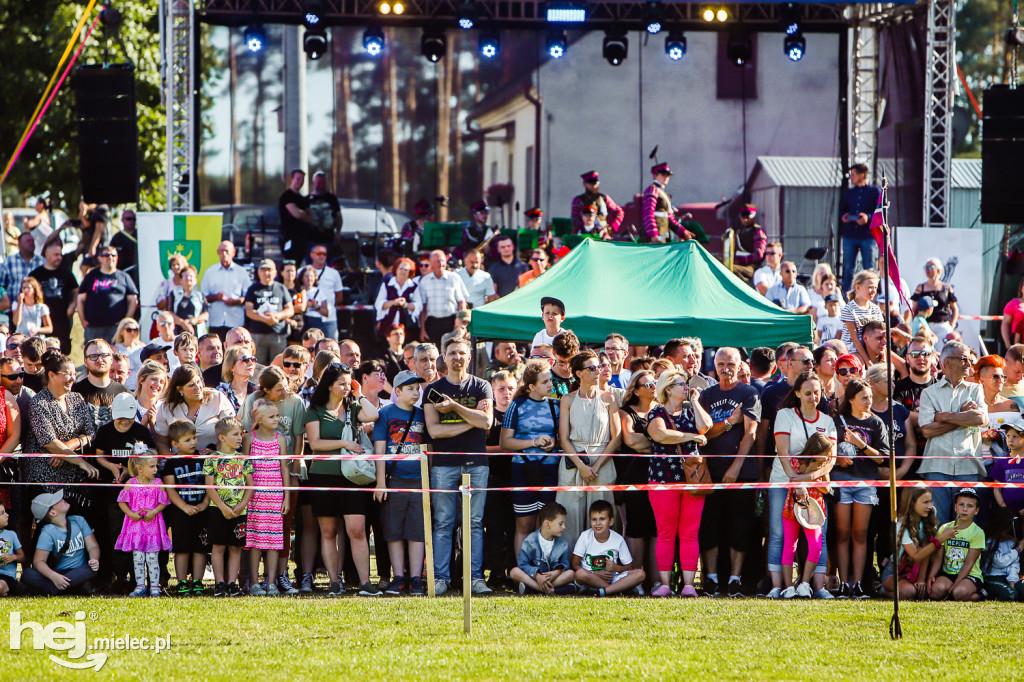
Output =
[
  {"x1": 781, "y1": 3, "x2": 801, "y2": 35},
  {"x1": 303, "y1": 0, "x2": 325, "y2": 27},
  {"x1": 602, "y1": 31, "x2": 628, "y2": 66},
  {"x1": 379, "y1": 1, "x2": 392, "y2": 14},
  {"x1": 665, "y1": 29, "x2": 686, "y2": 61},
  {"x1": 244, "y1": 25, "x2": 266, "y2": 53},
  {"x1": 702, "y1": 7, "x2": 715, "y2": 21},
  {"x1": 727, "y1": 29, "x2": 751, "y2": 66},
  {"x1": 785, "y1": 32, "x2": 806, "y2": 61},
  {"x1": 644, "y1": 2, "x2": 663, "y2": 34},
  {"x1": 479, "y1": 31, "x2": 500, "y2": 59},
  {"x1": 456, "y1": 1, "x2": 477, "y2": 29},
  {"x1": 393, "y1": 2, "x2": 405, "y2": 14},
  {"x1": 422, "y1": 29, "x2": 447, "y2": 62},
  {"x1": 716, "y1": 8, "x2": 728, "y2": 21},
  {"x1": 304, "y1": 27, "x2": 327, "y2": 60},
  {"x1": 546, "y1": 2, "x2": 586, "y2": 23},
  {"x1": 546, "y1": 30, "x2": 567, "y2": 58},
  {"x1": 363, "y1": 26, "x2": 385, "y2": 56}
]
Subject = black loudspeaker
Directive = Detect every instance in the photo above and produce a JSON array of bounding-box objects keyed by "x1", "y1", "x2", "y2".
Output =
[
  {"x1": 982, "y1": 86, "x2": 1024, "y2": 225},
  {"x1": 73, "y1": 65, "x2": 140, "y2": 205}
]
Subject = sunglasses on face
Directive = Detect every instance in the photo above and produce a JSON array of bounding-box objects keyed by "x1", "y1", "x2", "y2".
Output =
[
  {"x1": 990, "y1": 374, "x2": 1007, "y2": 381},
  {"x1": 640, "y1": 381, "x2": 656, "y2": 390},
  {"x1": 530, "y1": 257, "x2": 546, "y2": 262},
  {"x1": 99, "y1": 252, "x2": 116, "y2": 258},
  {"x1": 836, "y1": 367, "x2": 859, "y2": 376},
  {"x1": 238, "y1": 356, "x2": 257, "y2": 364},
  {"x1": 793, "y1": 358, "x2": 813, "y2": 365},
  {"x1": 5, "y1": 343, "x2": 20, "y2": 350},
  {"x1": 125, "y1": 326, "x2": 139, "y2": 333},
  {"x1": 157, "y1": 320, "x2": 173, "y2": 327},
  {"x1": 2, "y1": 372, "x2": 25, "y2": 380},
  {"x1": 907, "y1": 351, "x2": 931, "y2": 358},
  {"x1": 283, "y1": 361, "x2": 304, "y2": 369}
]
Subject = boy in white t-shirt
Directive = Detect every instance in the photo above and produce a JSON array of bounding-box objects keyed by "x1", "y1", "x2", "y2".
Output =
[
  {"x1": 531, "y1": 296, "x2": 566, "y2": 349},
  {"x1": 572, "y1": 500, "x2": 645, "y2": 596},
  {"x1": 816, "y1": 294, "x2": 843, "y2": 343}
]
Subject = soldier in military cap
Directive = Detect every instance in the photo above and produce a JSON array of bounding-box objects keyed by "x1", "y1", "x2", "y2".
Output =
[
  {"x1": 641, "y1": 163, "x2": 693, "y2": 243},
  {"x1": 571, "y1": 170, "x2": 623, "y2": 236},
  {"x1": 577, "y1": 205, "x2": 609, "y2": 239},
  {"x1": 461, "y1": 200, "x2": 496, "y2": 254},
  {"x1": 729, "y1": 204, "x2": 767, "y2": 282},
  {"x1": 397, "y1": 198, "x2": 433, "y2": 255},
  {"x1": 524, "y1": 206, "x2": 551, "y2": 251}
]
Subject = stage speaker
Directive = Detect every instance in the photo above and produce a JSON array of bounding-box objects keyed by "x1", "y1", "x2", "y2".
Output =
[
  {"x1": 73, "y1": 65, "x2": 140, "y2": 205},
  {"x1": 982, "y1": 85, "x2": 1024, "y2": 225}
]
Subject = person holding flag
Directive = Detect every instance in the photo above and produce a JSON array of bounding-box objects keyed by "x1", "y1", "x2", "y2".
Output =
[{"x1": 839, "y1": 163, "x2": 881, "y2": 293}]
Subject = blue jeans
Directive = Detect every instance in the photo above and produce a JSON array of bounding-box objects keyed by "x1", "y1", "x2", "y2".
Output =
[
  {"x1": 21, "y1": 564, "x2": 96, "y2": 595},
  {"x1": 767, "y1": 486, "x2": 828, "y2": 574},
  {"x1": 431, "y1": 465, "x2": 488, "y2": 584},
  {"x1": 311, "y1": 318, "x2": 338, "y2": 341},
  {"x1": 842, "y1": 236, "x2": 876, "y2": 293},
  {"x1": 922, "y1": 473, "x2": 990, "y2": 526}
]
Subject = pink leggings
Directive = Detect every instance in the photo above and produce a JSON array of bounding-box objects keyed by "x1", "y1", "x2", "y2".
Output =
[
  {"x1": 781, "y1": 516, "x2": 823, "y2": 568},
  {"x1": 648, "y1": 490, "x2": 704, "y2": 571}
]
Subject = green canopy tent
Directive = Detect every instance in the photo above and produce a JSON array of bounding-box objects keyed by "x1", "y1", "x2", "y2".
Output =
[{"x1": 469, "y1": 240, "x2": 813, "y2": 347}]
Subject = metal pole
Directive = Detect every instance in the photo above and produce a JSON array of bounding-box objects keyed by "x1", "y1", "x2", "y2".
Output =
[
  {"x1": 881, "y1": 174, "x2": 903, "y2": 640},
  {"x1": 421, "y1": 455, "x2": 435, "y2": 597},
  {"x1": 462, "y1": 472, "x2": 472, "y2": 635}
]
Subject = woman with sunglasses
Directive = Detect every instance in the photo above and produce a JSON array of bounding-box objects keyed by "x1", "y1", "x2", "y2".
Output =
[
  {"x1": 974, "y1": 355, "x2": 1019, "y2": 461},
  {"x1": 112, "y1": 318, "x2": 143, "y2": 355},
  {"x1": 814, "y1": 345, "x2": 840, "y2": 416},
  {"x1": 304, "y1": 362, "x2": 381, "y2": 597},
  {"x1": 832, "y1": 354, "x2": 864, "y2": 416},
  {"x1": 215, "y1": 346, "x2": 258, "y2": 415},
  {"x1": 646, "y1": 369, "x2": 712, "y2": 597},
  {"x1": 154, "y1": 365, "x2": 234, "y2": 454},
  {"x1": 616, "y1": 370, "x2": 658, "y2": 589},
  {"x1": 556, "y1": 350, "x2": 622, "y2": 550}
]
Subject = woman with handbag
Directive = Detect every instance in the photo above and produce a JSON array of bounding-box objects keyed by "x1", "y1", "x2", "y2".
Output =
[
  {"x1": 770, "y1": 372, "x2": 837, "y2": 599},
  {"x1": 645, "y1": 369, "x2": 711, "y2": 598},
  {"x1": 556, "y1": 351, "x2": 621, "y2": 551},
  {"x1": 303, "y1": 362, "x2": 381, "y2": 597}
]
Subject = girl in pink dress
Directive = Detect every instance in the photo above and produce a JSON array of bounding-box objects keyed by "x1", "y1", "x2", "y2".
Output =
[
  {"x1": 115, "y1": 452, "x2": 172, "y2": 597},
  {"x1": 243, "y1": 399, "x2": 290, "y2": 596}
]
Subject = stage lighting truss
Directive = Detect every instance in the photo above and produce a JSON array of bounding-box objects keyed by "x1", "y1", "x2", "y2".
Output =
[
  {"x1": 303, "y1": 0, "x2": 324, "y2": 27},
  {"x1": 643, "y1": 1, "x2": 663, "y2": 34},
  {"x1": 456, "y1": 1, "x2": 477, "y2": 29},
  {"x1": 378, "y1": 1, "x2": 405, "y2": 15},
  {"x1": 780, "y1": 3, "x2": 801, "y2": 35},
  {"x1": 602, "y1": 30, "x2": 628, "y2": 66},
  {"x1": 665, "y1": 28, "x2": 686, "y2": 61},
  {"x1": 785, "y1": 31, "x2": 806, "y2": 61},
  {"x1": 727, "y1": 28, "x2": 751, "y2": 66},
  {"x1": 363, "y1": 25, "x2": 385, "y2": 55},
  {"x1": 546, "y1": 30, "x2": 567, "y2": 58},
  {"x1": 422, "y1": 28, "x2": 447, "y2": 62},
  {"x1": 546, "y1": 1, "x2": 586, "y2": 24},
  {"x1": 479, "y1": 31, "x2": 500, "y2": 58},
  {"x1": 244, "y1": 24, "x2": 266, "y2": 52},
  {"x1": 304, "y1": 26, "x2": 327, "y2": 59}
]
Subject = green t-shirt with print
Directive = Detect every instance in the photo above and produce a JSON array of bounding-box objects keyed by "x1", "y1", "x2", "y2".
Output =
[
  {"x1": 203, "y1": 454, "x2": 255, "y2": 513},
  {"x1": 938, "y1": 520, "x2": 985, "y2": 580}
]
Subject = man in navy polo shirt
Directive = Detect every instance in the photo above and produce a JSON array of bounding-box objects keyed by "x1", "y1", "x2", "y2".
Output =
[{"x1": 839, "y1": 163, "x2": 881, "y2": 293}]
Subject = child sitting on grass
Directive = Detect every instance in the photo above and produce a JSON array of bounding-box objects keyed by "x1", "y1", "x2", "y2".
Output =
[
  {"x1": 981, "y1": 507, "x2": 1024, "y2": 602},
  {"x1": 511, "y1": 502, "x2": 577, "y2": 595},
  {"x1": 204, "y1": 417, "x2": 254, "y2": 598},
  {"x1": 780, "y1": 433, "x2": 831, "y2": 599},
  {"x1": 572, "y1": 500, "x2": 645, "y2": 596},
  {"x1": 0, "y1": 502, "x2": 25, "y2": 596},
  {"x1": 115, "y1": 452, "x2": 172, "y2": 598},
  {"x1": 163, "y1": 419, "x2": 211, "y2": 597},
  {"x1": 928, "y1": 487, "x2": 985, "y2": 601},
  {"x1": 882, "y1": 485, "x2": 951, "y2": 600}
]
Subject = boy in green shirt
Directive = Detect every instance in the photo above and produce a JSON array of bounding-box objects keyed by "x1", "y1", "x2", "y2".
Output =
[
  {"x1": 203, "y1": 417, "x2": 254, "y2": 597},
  {"x1": 928, "y1": 487, "x2": 985, "y2": 601}
]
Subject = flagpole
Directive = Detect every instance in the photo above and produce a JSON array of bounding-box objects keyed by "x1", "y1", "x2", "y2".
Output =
[{"x1": 880, "y1": 173, "x2": 903, "y2": 640}]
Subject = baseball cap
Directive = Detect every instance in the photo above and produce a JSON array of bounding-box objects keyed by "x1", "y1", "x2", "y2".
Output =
[
  {"x1": 32, "y1": 489, "x2": 64, "y2": 522},
  {"x1": 394, "y1": 370, "x2": 426, "y2": 390},
  {"x1": 954, "y1": 486, "x2": 980, "y2": 501},
  {"x1": 258, "y1": 258, "x2": 276, "y2": 270},
  {"x1": 140, "y1": 341, "x2": 169, "y2": 362},
  {"x1": 916, "y1": 296, "x2": 937, "y2": 311},
  {"x1": 540, "y1": 296, "x2": 565, "y2": 316},
  {"x1": 1000, "y1": 421, "x2": 1024, "y2": 434},
  {"x1": 823, "y1": 293, "x2": 840, "y2": 303},
  {"x1": 112, "y1": 392, "x2": 138, "y2": 420}
]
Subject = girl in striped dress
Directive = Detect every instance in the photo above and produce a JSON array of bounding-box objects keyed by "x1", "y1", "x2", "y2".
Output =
[{"x1": 243, "y1": 399, "x2": 290, "y2": 596}]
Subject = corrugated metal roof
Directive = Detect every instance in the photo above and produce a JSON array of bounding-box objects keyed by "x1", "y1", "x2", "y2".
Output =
[{"x1": 752, "y1": 156, "x2": 982, "y2": 190}]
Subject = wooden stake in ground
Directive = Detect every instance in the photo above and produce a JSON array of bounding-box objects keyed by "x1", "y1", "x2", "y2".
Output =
[
  {"x1": 462, "y1": 472, "x2": 472, "y2": 635},
  {"x1": 421, "y1": 455, "x2": 435, "y2": 598}
]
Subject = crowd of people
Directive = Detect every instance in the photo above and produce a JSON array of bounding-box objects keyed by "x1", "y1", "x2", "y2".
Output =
[{"x1": 0, "y1": 173, "x2": 1019, "y2": 603}]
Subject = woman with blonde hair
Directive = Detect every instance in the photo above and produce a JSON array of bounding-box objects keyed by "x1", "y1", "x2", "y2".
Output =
[
  {"x1": 911, "y1": 257, "x2": 959, "y2": 339},
  {"x1": 113, "y1": 317, "x2": 144, "y2": 354},
  {"x1": 155, "y1": 253, "x2": 188, "y2": 309}
]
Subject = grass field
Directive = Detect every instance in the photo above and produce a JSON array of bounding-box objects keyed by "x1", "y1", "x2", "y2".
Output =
[{"x1": 3, "y1": 596, "x2": 1022, "y2": 680}]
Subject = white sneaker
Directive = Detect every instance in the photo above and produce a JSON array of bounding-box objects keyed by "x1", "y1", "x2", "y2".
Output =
[
  {"x1": 471, "y1": 579, "x2": 493, "y2": 595},
  {"x1": 781, "y1": 586, "x2": 798, "y2": 599},
  {"x1": 765, "y1": 587, "x2": 782, "y2": 599},
  {"x1": 813, "y1": 588, "x2": 835, "y2": 600},
  {"x1": 795, "y1": 582, "x2": 814, "y2": 599}
]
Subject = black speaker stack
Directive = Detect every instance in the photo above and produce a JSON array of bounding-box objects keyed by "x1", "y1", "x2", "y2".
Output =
[
  {"x1": 982, "y1": 85, "x2": 1024, "y2": 225},
  {"x1": 73, "y1": 64, "x2": 140, "y2": 205}
]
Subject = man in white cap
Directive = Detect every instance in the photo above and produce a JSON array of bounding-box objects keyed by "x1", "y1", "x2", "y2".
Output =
[{"x1": 20, "y1": 491, "x2": 101, "y2": 595}]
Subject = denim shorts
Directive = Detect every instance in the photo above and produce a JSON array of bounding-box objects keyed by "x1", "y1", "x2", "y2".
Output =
[{"x1": 838, "y1": 486, "x2": 878, "y2": 506}]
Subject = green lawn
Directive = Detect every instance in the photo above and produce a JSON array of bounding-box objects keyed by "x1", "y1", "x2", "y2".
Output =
[{"x1": 3, "y1": 596, "x2": 1021, "y2": 680}]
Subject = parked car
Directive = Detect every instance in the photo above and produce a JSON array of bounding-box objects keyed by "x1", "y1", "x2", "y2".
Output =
[{"x1": 201, "y1": 201, "x2": 409, "y2": 268}]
